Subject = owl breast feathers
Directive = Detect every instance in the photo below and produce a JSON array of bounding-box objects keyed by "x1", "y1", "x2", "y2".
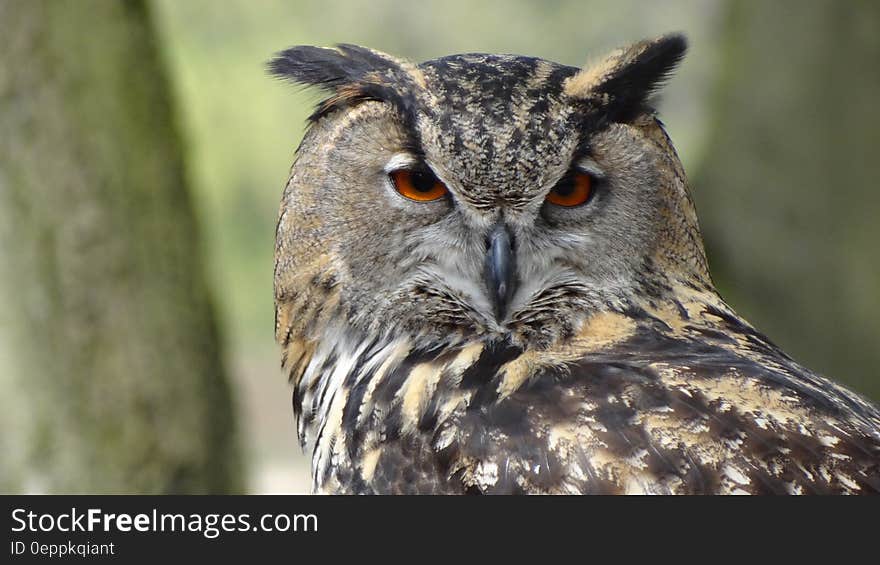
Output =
[{"x1": 270, "y1": 34, "x2": 880, "y2": 494}]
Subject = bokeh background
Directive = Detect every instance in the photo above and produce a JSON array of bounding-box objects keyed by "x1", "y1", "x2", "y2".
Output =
[{"x1": 0, "y1": 0, "x2": 877, "y2": 493}]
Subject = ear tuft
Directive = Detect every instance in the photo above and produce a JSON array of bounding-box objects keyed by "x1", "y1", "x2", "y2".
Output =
[
  {"x1": 564, "y1": 33, "x2": 688, "y2": 122},
  {"x1": 268, "y1": 45, "x2": 421, "y2": 122},
  {"x1": 268, "y1": 44, "x2": 401, "y2": 90}
]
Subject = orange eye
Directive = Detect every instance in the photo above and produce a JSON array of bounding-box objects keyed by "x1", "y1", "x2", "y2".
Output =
[
  {"x1": 546, "y1": 172, "x2": 593, "y2": 207},
  {"x1": 390, "y1": 169, "x2": 448, "y2": 202}
]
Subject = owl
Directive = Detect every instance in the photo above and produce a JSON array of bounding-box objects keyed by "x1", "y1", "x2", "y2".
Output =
[{"x1": 270, "y1": 34, "x2": 880, "y2": 494}]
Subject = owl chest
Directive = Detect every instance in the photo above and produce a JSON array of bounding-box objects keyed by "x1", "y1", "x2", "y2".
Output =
[
  {"x1": 294, "y1": 337, "x2": 880, "y2": 494},
  {"x1": 295, "y1": 339, "x2": 603, "y2": 494}
]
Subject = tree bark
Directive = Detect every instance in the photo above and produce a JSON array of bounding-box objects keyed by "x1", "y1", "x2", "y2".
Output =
[
  {"x1": 695, "y1": 0, "x2": 880, "y2": 400},
  {"x1": 0, "y1": 0, "x2": 241, "y2": 492}
]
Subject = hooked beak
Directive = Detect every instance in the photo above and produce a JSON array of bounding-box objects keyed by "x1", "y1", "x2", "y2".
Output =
[{"x1": 484, "y1": 223, "x2": 517, "y2": 321}]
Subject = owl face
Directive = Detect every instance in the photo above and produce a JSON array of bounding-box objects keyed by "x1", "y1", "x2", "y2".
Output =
[{"x1": 273, "y1": 36, "x2": 709, "y2": 348}]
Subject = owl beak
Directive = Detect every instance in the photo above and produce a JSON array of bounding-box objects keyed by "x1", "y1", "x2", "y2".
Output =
[{"x1": 484, "y1": 223, "x2": 517, "y2": 321}]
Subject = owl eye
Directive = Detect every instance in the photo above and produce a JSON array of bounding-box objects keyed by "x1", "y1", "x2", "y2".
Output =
[
  {"x1": 390, "y1": 169, "x2": 449, "y2": 202},
  {"x1": 546, "y1": 171, "x2": 594, "y2": 207}
]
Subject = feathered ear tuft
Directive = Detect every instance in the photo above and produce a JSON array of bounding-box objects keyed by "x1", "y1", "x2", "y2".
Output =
[
  {"x1": 268, "y1": 44, "x2": 421, "y2": 122},
  {"x1": 564, "y1": 33, "x2": 688, "y2": 122},
  {"x1": 268, "y1": 44, "x2": 399, "y2": 89}
]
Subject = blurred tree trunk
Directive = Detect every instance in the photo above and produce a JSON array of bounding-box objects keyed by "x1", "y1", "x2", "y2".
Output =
[
  {"x1": 695, "y1": 1, "x2": 880, "y2": 400},
  {"x1": 0, "y1": 0, "x2": 241, "y2": 492}
]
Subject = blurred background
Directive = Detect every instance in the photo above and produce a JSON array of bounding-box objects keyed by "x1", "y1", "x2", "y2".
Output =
[{"x1": 0, "y1": 0, "x2": 877, "y2": 493}]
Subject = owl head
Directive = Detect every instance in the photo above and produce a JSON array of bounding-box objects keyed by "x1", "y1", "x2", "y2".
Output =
[{"x1": 272, "y1": 34, "x2": 711, "y2": 351}]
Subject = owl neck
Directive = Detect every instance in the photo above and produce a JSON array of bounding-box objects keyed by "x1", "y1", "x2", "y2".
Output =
[{"x1": 285, "y1": 278, "x2": 730, "y2": 464}]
